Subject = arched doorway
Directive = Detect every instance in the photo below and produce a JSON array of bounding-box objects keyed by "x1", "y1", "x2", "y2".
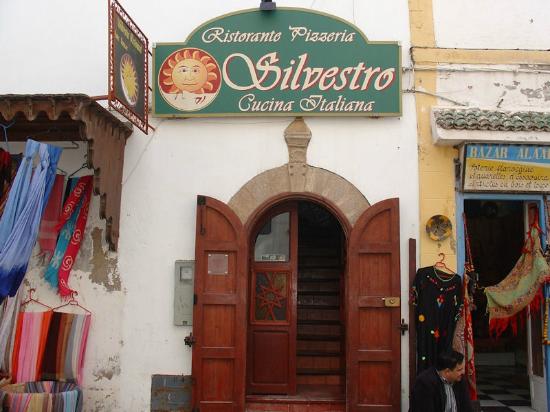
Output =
[
  {"x1": 246, "y1": 200, "x2": 347, "y2": 403},
  {"x1": 191, "y1": 194, "x2": 401, "y2": 412}
]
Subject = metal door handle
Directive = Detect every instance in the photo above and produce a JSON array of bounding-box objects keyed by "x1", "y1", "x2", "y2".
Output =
[{"x1": 184, "y1": 333, "x2": 196, "y2": 347}]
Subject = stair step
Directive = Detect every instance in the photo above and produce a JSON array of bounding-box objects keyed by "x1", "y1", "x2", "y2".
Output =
[
  {"x1": 299, "y1": 264, "x2": 342, "y2": 270},
  {"x1": 297, "y1": 350, "x2": 342, "y2": 357},
  {"x1": 298, "y1": 290, "x2": 339, "y2": 296},
  {"x1": 297, "y1": 368, "x2": 345, "y2": 376},
  {"x1": 298, "y1": 278, "x2": 340, "y2": 283},
  {"x1": 297, "y1": 319, "x2": 341, "y2": 325},
  {"x1": 298, "y1": 305, "x2": 340, "y2": 310},
  {"x1": 298, "y1": 334, "x2": 341, "y2": 341}
]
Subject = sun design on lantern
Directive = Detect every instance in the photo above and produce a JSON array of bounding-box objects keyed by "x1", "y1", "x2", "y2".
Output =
[{"x1": 160, "y1": 49, "x2": 220, "y2": 94}]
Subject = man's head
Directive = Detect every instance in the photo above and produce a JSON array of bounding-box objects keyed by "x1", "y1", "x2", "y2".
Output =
[{"x1": 435, "y1": 350, "x2": 465, "y2": 383}]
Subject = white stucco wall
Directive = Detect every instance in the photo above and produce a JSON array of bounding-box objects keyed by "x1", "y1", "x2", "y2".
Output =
[
  {"x1": 433, "y1": 0, "x2": 550, "y2": 50},
  {"x1": 435, "y1": 65, "x2": 550, "y2": 109},
  {"x1": 1, "y1": 1, "x2": 417, "y2": 410}
]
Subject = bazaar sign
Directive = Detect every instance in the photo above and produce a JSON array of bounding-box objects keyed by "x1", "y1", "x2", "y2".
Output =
[
  {"x1": 463, "y1": 144, "x2": 550, "y2": 192},
  {"x1": 109, "y1": 0, "x2": 149, "y2": 133},
  {"x1": 153, "y1": 8, "x2": 401, "y2": 117}
]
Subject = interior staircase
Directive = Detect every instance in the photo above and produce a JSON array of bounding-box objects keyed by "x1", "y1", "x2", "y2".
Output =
[{"x1": 296, "y1": 219, "x2": 345, "y2": 391}]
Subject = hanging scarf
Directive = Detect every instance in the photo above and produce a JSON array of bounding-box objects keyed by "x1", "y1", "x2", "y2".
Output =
[
  {"x1": 0, "y1": 142, "x2": 38, "y2": 249},
  {"x1": 452, "y1": 275, "x2": 477, "y2": 400},
  {"x1": 38, "y1": 174, "x2": 65, "y2": 260},
  {"x1": 41, "y1": 312, "x2": 91, "y2": 384},
  {"x1": 462, "y1": 274, "x2": 477, "y2": 400},
  {"x1": 486, "y1": 219, "x2": 550, "y2": 338},
  {"x1": 44, "y1": 176, "x2": 92, "y2": 297},
  {"x1": 0, "y1": 288, "x2": 22, "y2": 375},
  {"x1": 11, "y1": 310, "x2": 52, "y2": 383},
  {"x1": 0, "y1": 141, "x2": 62, "y2": 299},
  {"x1": 0, "y1": 149, "x2": 11, "y2": 195},
  {"x1": 0, "y1": 380, "x2": 82, "y2": 412},
  {"x1": 0, "y1": 154, "x2": 22, "y2": 218},
  {"x1": 458, "y1": 213, "x2": 477, "y2": 400},
  {"x1": 44, "y1": 179, "x2": 79, "y2": 290}
]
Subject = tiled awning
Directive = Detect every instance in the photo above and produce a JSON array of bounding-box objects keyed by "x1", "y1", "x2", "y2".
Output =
[
  {"x1": 431, "y1": 107, "x2": 550, "y2": 146},
  {"x1": 0, "y1": 94, "x2": 133, "y2": 251}
]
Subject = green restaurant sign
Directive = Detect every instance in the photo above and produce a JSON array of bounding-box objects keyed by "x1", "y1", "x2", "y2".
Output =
[{"x1": 153, "y1": 8, "x2": 401, "y2": 117}]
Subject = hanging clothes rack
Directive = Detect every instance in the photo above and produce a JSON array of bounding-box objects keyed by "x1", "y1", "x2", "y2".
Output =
[
  {"x1": 0, "y1": 121, "x2": 14, "y2": 154},
  {"x1": 434, "y1": 252, "x2": 456, "y2": 278},
  {"x1": 20, "y1": 288, "x2": 52, "y2": 311},
  {"x1": 52, "y1": 291, "x2": 91, "y2": 314}
]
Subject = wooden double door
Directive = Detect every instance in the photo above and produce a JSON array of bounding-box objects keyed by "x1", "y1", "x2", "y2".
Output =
[
  {"x1": 247, "y1": 201, "x2": 347, "y2": 395},
  {"x1": 191, "y1": 196, "x2": 402, "y2": 412}
]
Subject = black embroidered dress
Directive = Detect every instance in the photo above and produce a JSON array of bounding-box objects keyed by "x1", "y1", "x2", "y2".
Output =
[{"x1": 412, "y1": 266, "x2": 462, "y2": 373}]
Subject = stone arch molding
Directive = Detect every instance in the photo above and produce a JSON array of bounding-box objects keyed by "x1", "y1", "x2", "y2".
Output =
[{"x1": 228, "y1": 117, "x2": 370, "y2": 226}]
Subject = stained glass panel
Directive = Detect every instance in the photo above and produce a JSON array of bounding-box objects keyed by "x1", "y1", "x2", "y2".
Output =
[{"x1": 254, "y1": 272, "x2": 288, "y2": 321}]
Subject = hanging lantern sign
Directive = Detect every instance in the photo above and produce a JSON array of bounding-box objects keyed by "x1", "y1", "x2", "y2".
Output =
[
  {"x1": 108, "y1": 0, "x2": 149, "y2": 134},
  {"x1": 153, "y1": 8, "x2": 401, "y2": 118}
]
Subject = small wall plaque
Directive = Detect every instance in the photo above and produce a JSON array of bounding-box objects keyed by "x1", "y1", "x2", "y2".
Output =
[{"x1": 208, "y1": 253, "x2": 228, "y2": 275}]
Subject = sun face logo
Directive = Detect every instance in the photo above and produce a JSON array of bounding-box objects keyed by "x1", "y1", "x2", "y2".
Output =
[
  {"x1": 120, "y1": 54, "x2": 139, "y2": 107},
  {"x1": 158, "y1": 48, "x2": 221, "y2": 111}
]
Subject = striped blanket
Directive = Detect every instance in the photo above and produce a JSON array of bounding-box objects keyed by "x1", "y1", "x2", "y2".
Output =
[
  {"x1": 0, "y1": 381, "x2": 82, "y2": 412},
  {"x1": 40, "y1": 312, "x2": 91, "y2": 384}
]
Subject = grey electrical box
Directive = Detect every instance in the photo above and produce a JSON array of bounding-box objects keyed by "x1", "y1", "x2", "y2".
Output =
[
  {"x1": 150, "y1": 374, "x2": 191, "y2": 411},
  {"x1": 174, "y1": 260, "x2": 194, "y2": 326}
]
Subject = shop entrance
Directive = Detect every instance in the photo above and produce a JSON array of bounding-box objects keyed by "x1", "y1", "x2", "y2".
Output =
[
  {"x1": 191, "y1": 195, "x2": 402, "y2": 412},
  {"x1": 464, "y1": 199, "x2": 546, "y2": 411},
  {"x1": 246, "y1": 200, "x2": 346, "y2": 399}
]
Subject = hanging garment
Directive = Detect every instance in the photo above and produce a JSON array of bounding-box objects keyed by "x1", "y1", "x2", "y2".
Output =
[
  {"x1": 452, "y1": 273, "x2": 477, "y2": 400},
  {"x1": 0, "y1": 154, "x2": 22, "y2": 218},
  {"x1": 0, "y1": 141, "x2": 62, "y2": 299},
  {"x1": 41, "y1": 312, "x2": 91, "y2": 384},
  {"x1": 11, "y1": 310, "x2": 52, "y2": 383},
  {"x1": 0, "y1": 149, "x2": 11, "y2": 195},
  {"x1": 411, "y1": 266, "x2": 462, "y2": 373},
  {"x1": 0, "y1": 380, "x2": 82, "y2": 412},
  {"x1": 44, "y1": 176, "x2": 92, "y2": 296},
  {"x1": 0, "y1": 288, "x2": 22, "y2": 374},
  {"x1": 0, "y1": 141, "x2": 39, "y2": 248},
  {"x1": 38, "y1": 175, "x2": 65, "y2": 260},
  {"x1": 485, "y1": 222, "x2": 550, "y2": 338},
  {"x1": 44, "y1": 178, "x2": 78, "y2": 290}
]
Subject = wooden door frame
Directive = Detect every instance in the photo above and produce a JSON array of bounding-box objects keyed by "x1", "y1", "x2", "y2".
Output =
[
  {"x1": 244, "y1": 193, "x2": 353, "y2": 400},
  {"x1": 244, "y1": 193, "x2": 352, "y2": 238}
]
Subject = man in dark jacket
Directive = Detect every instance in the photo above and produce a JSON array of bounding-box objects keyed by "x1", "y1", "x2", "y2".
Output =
[{"x1": 410, "y1": 350, "x2": 473, "y2": 412}]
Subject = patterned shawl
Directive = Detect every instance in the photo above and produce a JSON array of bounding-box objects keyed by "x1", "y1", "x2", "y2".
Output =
[
  {"x1": 0, "y1": 380, "x2": 82, "y2": 412},
  {"x1": 485, "y1": 223, "x2": 550, "y2": 338}
]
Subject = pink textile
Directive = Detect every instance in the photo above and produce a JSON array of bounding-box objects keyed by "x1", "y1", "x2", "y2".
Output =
[
  {"x1": 11, "y1": 311, "x2": 52, "y2": 383},
  {"x1": 38, "y1": 175, "x2": 64, "y2": 259},
  {"x1": 77, "y1": 314, "x2": 91, "y2": 384}
]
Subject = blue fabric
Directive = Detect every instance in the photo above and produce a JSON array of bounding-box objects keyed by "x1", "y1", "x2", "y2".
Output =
[
  {"x1": 44, "y1": 178, "x2": 80, "y2": 289},
  {"x1": 42, "y1": 143, "x2": 63, "y2": 214},
  {"x1": 0, "y1": 140, "x2": 38, "y2": 249},
  {"x1": 0, "y1": 140, "x2": 62, "y2": 298}
]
